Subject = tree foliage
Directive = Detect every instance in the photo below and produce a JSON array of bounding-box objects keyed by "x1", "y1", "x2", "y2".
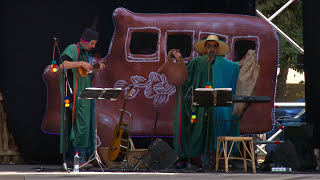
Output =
[
  {"x1": 257, "y1": 0, "x2": 303, "y2": 69},
  {"x1": 256, "y1": 0, "x2": 303, "y2": 101}
]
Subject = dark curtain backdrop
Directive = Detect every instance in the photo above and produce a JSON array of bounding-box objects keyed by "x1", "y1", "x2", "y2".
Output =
[
  {"x1": 1, "y1": 0, "x2": 257, "y2": 163},
  {"x1": 303, "y1": 0, "x2": 320, "y2": 148}
]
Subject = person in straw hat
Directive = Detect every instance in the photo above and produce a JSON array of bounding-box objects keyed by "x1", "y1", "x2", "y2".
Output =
[{"x1": 171, "y1": 34, "x2": 239, "y2": 169}]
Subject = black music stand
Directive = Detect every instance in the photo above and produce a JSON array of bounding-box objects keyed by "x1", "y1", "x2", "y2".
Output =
[
  {"x1": 193, "y1": 88, "x2": 233, "y2": 107},
  {"x1": 78, "y1": 87, "x2": 122, "y2": 172},
  {"x1": 192, "y1": 88, "x2": 236, "y2": 147},
  {"x1": 79, "y1": 87, "x2": 122, "y2": 100},
  {"x1": 192, "y1": 88, "x2": 270, "y2": 135},
  {"x1": 188, "y1": 88, "x2": 233, "y2": 169}
]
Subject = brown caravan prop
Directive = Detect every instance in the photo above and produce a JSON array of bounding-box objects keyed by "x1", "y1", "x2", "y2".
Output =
[{"x1": 42, "y1": 8, "x2": 278, "y2": 147}]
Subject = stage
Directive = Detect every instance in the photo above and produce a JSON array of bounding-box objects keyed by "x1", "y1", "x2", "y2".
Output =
[
  {"x1": 0, "y1": 164, "x2": 320, "y2": 180},
  {"x1": 1, "y1": 1, "x2": 320, "y2": 180}
]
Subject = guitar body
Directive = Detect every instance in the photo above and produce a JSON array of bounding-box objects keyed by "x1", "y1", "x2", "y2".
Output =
[
  {"x1": 78, "y1": 67, "x2": 88, "y2": 77},
  {"x1": 108, "y1": 86, "x2": 135, "y2": 161},
  {"x1": 108, "y1": 123, "x2": 129, "y2": 161}
]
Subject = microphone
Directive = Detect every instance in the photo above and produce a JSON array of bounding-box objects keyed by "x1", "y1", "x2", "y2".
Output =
[
  {"x1": 209, "y1": 51, "x2": 214, "y2": 64},
  {"x1": 53, "y1": 37, "x2": 59, "y2": 42}
]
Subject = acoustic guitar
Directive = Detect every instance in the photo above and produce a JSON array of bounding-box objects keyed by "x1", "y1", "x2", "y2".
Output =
[{"x1": 108, "y1": 86, "x2": 135, "y2": 161}]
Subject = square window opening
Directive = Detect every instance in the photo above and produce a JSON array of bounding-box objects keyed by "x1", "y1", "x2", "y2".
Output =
[
  {"x1": 130, "y1": 32, "x2": 158, "y2": 55},
  {"x1": 234, "y1": 40, "x2": 256, "y2": 61},
  {"x1": 167, "y1": 34, "x2": 192, "y2": 58}
]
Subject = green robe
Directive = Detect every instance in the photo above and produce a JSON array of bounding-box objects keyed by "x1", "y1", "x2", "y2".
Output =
[
  {"x1": 59, "y1": 44, "x2": 95, "y2": 157},
  {"x1": 173, "y1": 55, "x2": 239, "y2": 158}
]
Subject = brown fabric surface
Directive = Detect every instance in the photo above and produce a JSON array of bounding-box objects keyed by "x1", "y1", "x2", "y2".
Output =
[{"x1": 233, "y1": 49, "x2": 260, "y2": 117}]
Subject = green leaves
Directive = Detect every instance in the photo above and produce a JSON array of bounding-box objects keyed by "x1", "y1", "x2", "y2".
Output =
[{"x1": 257, "y1": 0, "x2": 303, "y2": 71}]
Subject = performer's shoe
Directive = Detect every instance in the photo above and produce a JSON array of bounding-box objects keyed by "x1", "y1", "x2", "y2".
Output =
[
  {"x1": 66, "y1": 161, "x2": 74, "y2": 169},
  {"x1": 176, "y1": 160, "x2": 187, "y2": 169},
  {"x1": 200, "y1": 160, "x2": 214, "y2": 170},
  {"x1": 62, "y1": 162, "x2": 69, "y2": 171}
]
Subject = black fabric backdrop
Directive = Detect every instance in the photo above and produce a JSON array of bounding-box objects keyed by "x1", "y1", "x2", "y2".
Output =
[
  {"x1": 303, "y1": 0, "x2": 320, "y2": 148},
  {"x1": 5, "y1": 0, "x2": 318, "y2": 164}
]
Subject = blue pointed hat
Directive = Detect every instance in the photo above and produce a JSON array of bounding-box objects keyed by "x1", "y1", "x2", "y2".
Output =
[{"x1": 81, "y1": 17, "x2": 99, "y2": 42}]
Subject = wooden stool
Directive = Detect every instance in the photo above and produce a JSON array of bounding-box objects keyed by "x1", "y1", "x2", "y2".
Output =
[{"x1": 215, "y1": 136, "x2": 256, "y2": 173}]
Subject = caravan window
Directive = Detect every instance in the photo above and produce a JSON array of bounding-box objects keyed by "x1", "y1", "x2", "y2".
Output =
[
  {"x1": 126, "y1": 27, "x2": 160, "y2": 62},
  {"x1": 167, "y1": 34, "x2": 192, "y2": 58},
  {"x1": 130, "y1": 32, "x2": 158, "y2": 55},
  {"x1": 234, "y1": 40, "x2": 256, "y2": 61}
]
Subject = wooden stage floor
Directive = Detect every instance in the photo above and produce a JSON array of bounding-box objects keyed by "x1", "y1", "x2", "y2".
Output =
[{"x1": 0, "y1": 164, "x2": 320, "y2": 180}]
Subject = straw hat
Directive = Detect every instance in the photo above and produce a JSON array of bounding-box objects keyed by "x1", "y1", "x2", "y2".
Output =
[{"x1": 194, "y1": 35, "x2": 229, "y2": 55}]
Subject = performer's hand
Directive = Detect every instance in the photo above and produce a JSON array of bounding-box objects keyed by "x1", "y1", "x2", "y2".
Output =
[
  {"x1": 99, "y1": 62, "x2": 105, "y2": 70},
  {"x1": 172, "y1": 50, "x2": 183, "y2": 62},
  {"x1": 81, "y1": 61, "x2": 93, "y2": 71}
]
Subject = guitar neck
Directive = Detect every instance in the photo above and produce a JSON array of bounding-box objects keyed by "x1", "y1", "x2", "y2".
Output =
[
  {"x1": 117, "y1": 86, "x2": 134, "y2": 125},
  {"x1": 92, "y1": 63, "x2": 100, "y2": 70},
  {"x1": 92, "y1": 60, "x2": 107, "y2": 70},
  {"x1": 118, "y1": 98, "x2": 128, "y2": 125}
]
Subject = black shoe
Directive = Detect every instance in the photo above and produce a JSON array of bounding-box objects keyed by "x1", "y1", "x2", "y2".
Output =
[
  {"x1": 67, "y1": 161, "x2": 74, "y2": 169},
  {"x1": 200, "y1": 160, "x2": 214, "y2": 170},
  {"x1": 176, "y1": 161, "x2": 187, "y2": 169}
]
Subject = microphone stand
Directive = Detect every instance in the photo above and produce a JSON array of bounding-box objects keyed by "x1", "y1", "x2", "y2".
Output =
[
  {"x1": 38, "y1": 38, "x2": 72, "y2": 172},
  {"x1": 205, "y1": 52, "x2": 214, "y2": 169},
  {"x1": 132, "y1": 108, "x2": 160, "y2": 171},
  {"x1": 55, "y1": 38, "x2": 73, "y2": 97},
  {"x1": 183, "y1": 53, "x2": 213, "y2": 169},
  {"x1": 207, "y1": 52, "x2": 213, "y2": 83},
  {"x1": 183, "y1": 57, "x2": 211, "y2": 101},
  {"x1": 151, "y1": 110, "x2": 160, "y2": 144},
  {"x1": 56, "y1": 39, "x2": 73, "y2": 172},
  {"x1": 55, "y1": 39, "x2": 74, "y2": 173}
]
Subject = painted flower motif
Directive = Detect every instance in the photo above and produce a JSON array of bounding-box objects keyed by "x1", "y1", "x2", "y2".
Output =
[
  {"x1": 114, "y1": 72, "x2": 176, "y2": 106},
  {"x1": 114, "y1": 80, "x2": 139, "y2": 99},
  {"x1": 131, "y1": 75, "x2": 149, "y2": 88},
  {"x1": 144, "y1": 72, "x2": 176, "y2": 106}
]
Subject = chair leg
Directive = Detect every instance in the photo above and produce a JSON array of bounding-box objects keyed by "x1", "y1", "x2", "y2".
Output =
[
  {"x1": 216, "y1": 140, "x2": 221, "y2": 171},
  {"x1": 223, "y1": 140, "x2": 229, "y2": 173},
  {"x1": 249, "y1": 140, "x2": 256, "y2": 173},
  {"x1": 242, "y1": 141, "x2": 247, "y2": 172}
]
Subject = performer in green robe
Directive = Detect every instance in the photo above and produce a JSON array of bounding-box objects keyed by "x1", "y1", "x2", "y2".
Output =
[
  {"x1": 59, "y1": 21, "x2": 104, "y2": 169},
  {"x1": 172, "y1": 35, "x2": 239, "y2": 165}
]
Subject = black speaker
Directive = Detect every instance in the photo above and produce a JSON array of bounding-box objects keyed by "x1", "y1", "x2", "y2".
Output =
[
  {"x1": 284, "y1": 123, "x2": 318, "y2": 170},
  {"x1": 144, "y1": 138, "x2": 178, "y2": 170},
  {"x1": 269, "y1": 139, "x2": 301, "y2": 171}
]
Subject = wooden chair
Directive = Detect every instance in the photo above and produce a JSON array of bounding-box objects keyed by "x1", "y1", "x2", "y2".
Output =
[{"x1": 215, "y1": 136, "x2": 256, "y2": 173}]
